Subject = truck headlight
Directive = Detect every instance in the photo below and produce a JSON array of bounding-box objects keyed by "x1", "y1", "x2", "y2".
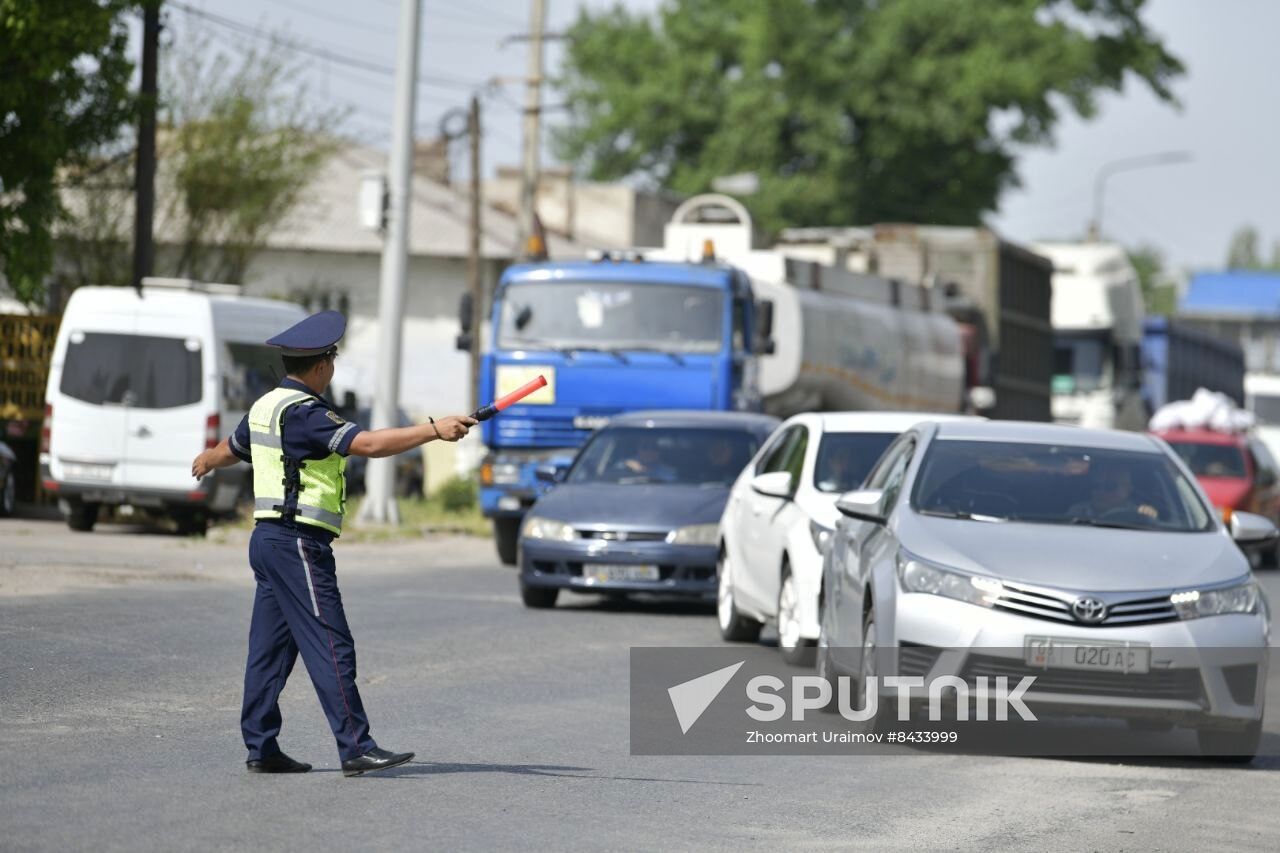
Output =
[
  {"x1": 1171, "y1": 580, "x2": 1259, "y2": 619},
  {"x1": 667, "y1": 523, "x2": 719, "y2": 546},
  {"x1": 521, "y1": 515, "x2": 575, "y2": 541},
  {"x1": 896, "y1": 554, "x2": 1001, "y2": 608},
  {"x1": 490, "y1": 462, "x2": 522, "y2": 485}
]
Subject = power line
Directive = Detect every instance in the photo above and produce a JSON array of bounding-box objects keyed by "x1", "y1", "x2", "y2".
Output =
[
  {"x1": 266, "y1": 0, "x2": 396, "y2": 37},
  {"x1": 170, "y1": 2, "x2": 484, "y2": 92}
]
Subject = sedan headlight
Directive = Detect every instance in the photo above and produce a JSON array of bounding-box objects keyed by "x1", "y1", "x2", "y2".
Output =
[
  {"x1": 896, "y1": 555, "x2": 1002, "y2": 608},
  {"x1": 521, "y1": 515, "x2": 575, "y2": 541},
  {"x1": 667, "y1": 523, "x2": 719, "y2": 546},
  {"x1": 1170, "y1": 580, "x2": 1260, "y2": 619}
]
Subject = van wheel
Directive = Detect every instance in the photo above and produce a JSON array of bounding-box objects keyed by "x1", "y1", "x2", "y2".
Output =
[
  {"x1": 520, "y1": 581, "x2": 559, "y2": 609},
  {"x1": 175, "y1": 510, "x2": 209, "y2": 536},
  {"x1": 494, "y1": 517, "x2": 520, "y2": 566},
  {"x1": 66, "y1": 500, "x2": 100, "y2": 532},
  {"x1": 0, "y1": 470, "x2": 15, "y2": 517}
]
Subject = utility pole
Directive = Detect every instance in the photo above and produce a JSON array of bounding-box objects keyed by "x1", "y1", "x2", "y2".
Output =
[
  {"x1": 132, "y1": 1, "x2": 161, "y2": 293},
  {"x1": 515, "y1": 0, "x2": 547, "y2": 260},
  {"x1": 467, "y1": 95, "x2": 483, "y2": 412},
  {"x1": 358, "y1": 0, "x2": 421, "y2": 526}
]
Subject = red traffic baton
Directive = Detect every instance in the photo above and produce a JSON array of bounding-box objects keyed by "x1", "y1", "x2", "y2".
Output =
[{"x1": 471, "y1": 374, "x2": 547, "y2": 421}]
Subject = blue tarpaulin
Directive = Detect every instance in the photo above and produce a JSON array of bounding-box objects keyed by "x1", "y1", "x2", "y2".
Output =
[{"x1": 1179, "y1": 271, "x2": 1280, "y2": 317}]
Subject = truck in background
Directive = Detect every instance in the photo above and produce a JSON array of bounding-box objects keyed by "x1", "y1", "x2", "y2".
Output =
[
  {"x1": 463, "y1": 195, "x2": 973, "y2": 564},
  {"x1": 1030, "y1": 241, "x2": 1146, "y2": 430},
  {"x1": 867, "y1": 225, "x2": 1055, "y2": 421},
  {"x1": 0, "y1": 312, "x2": 60, "y2": 503},
  {"x1": 1143, "y1": 317, "x2": 1245, "y2": 416}
]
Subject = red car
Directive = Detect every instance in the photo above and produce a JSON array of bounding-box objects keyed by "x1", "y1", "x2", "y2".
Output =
[{"x1": 1154, "y1": 428, "x2": 1280, "y2": 565}]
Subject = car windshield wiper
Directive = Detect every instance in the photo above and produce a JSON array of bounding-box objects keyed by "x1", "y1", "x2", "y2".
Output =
[
  {"x1": 559, "y1": 345, "x2": 628, "y2": 363},
  {"x1": 621, "y1": 346, "x2": 685, "y2": 365},
  {"x1": 919, "y1": 509, "x2": 1005, "y2": 523}
]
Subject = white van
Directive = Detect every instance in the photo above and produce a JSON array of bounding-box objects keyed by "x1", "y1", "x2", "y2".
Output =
[{"x1": 41, "y1": 279, "x2": 306, "y2": 533}]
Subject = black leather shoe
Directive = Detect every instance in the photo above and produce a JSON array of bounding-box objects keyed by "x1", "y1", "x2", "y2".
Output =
[
  {"x1": 246, "y1": 752, "x2": 312, "y2": 774},
  {"x1": 342, "y1": 747, "x2": 415, "y2": 777}
]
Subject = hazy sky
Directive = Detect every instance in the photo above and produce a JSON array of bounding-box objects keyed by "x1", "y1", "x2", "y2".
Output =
[{"x1": 156, "y1": 0, "x2": 1279, "y2": 272}]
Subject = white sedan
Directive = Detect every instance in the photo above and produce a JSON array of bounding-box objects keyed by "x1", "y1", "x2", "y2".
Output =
[{"x1": 716, "y1": 412, "x2": 976, "y2": 663}]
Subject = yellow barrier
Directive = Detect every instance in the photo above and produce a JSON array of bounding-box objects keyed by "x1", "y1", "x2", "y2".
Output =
[{"x1": 0, "y1": 313, "x2": 60, "y2": 436}]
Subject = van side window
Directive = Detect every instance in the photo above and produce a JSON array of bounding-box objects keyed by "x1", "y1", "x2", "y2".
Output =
[{"x1": 60, "y1": 332, "x2": 202, "y2": 409}]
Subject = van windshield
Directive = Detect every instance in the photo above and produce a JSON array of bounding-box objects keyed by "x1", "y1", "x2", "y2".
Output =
[{"x1": 60, "y1": 332, "x2": 202, "y2": 409}]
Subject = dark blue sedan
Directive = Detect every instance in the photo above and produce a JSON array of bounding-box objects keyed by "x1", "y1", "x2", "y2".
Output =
[{"x1": 518, "y1": 411, "x2": 780, "y2": 608}]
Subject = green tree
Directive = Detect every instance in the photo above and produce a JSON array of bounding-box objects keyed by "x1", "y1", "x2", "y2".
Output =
[
  {"x1": 555, "y1": 0, "x2": 1182, "y2": 235},
  {"x1": 1128, "y1": 244, "x2": 1174, "y2": 316},
  {"x1": 162, "y1": 36, "x2": 344, "y2": 283},
  {"x1": 1225, "y1": 225, "x2": 1261, "y2": 270},
  {"x1": 0, "y1": 0, "x2": 136, "y2": 306}
]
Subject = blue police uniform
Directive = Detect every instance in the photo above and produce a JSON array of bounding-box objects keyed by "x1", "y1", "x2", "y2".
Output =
[{"x1": 229, "y1": 311, "x2": 379, "y2": 764}]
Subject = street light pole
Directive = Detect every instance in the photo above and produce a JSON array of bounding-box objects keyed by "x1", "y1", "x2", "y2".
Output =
[
  {"x1": 1090, "y1": 150, "x2": 1193, "y2": 240},
  {"x1": 359, "y1": 0, "x2": 422, "y2": 526}
]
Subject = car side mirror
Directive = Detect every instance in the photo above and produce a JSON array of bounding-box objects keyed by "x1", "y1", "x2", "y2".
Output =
[
  {"x1": 535, "y1": 463, "x2": 568, "y2": 484},
  {"x1": 750, "y1": 471, "x2": 792, "y2": 499},
  {"x1": 835, "y1": 488, "x2": 888, "y2": 524},
  {"x1": 1230, "y1": 511, "x2": 1278, "y2": 544},
  {"x1": 756, "y1": 299, "x2": 775, "y2": 355}
]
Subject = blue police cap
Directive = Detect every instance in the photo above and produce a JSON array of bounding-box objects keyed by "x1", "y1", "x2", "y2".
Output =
[{"x1": 266, "y1": 310, "x2": 347, "y2": 357}]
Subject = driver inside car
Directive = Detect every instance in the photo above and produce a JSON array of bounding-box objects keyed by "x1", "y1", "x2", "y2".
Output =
[{"x1": 1068, "y1": 464, "x2": 1159, "y2": 521}]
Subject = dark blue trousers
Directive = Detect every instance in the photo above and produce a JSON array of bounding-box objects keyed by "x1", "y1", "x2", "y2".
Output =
[{"x1": 241, "y1": 522, "x2": 377, "y2": 762}]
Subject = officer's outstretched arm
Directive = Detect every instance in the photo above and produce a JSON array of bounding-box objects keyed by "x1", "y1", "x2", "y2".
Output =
[
  {"x1": 192, "y1": 439, "x2": 240, "y2": 480},
  {"x1": 348, "y1": 415, "x2": 477, "y2": 458}
]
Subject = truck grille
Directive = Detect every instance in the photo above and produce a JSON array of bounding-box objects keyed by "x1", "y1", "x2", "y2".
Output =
[
  {"x1": 961, "y1": 654, "x2": 1205, "y2": 704},
  {"x1": 991, "y1": 581, "x2": 1179, "y2": 627},
  {"x1": 495, "y1": 416, "x2": 591, "y2": 447}
]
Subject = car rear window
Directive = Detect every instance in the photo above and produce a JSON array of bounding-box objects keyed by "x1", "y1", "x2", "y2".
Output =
[
  {"x1": 1168, "y1": 441, "x2": 1247, "y2": 478},
  {"x1": 60, "y1": 332, "x2": 202, "y2": 409},
  {"x1": 813, "y1": 432, "x2": 897, "y2": 492}
]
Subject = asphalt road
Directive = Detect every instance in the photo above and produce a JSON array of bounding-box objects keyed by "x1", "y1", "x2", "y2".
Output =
[{"x1": 4, "y1": 516, "x2": 1280, "y2": 852}]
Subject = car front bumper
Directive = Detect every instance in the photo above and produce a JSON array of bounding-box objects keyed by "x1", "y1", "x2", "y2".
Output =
[
  {"x1": 520, "y1": 537, "x2": 718, "y2": 597},
  {"x1": 885, "y1": 593, "x2": 1268, "y2": 726}
]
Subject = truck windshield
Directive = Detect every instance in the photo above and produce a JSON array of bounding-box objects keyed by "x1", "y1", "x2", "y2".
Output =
[
  {"x1": 911, "y1": 439, "x2": 1215, "y2": 532},
  {"x1": 1052, "y1": 331, "x2": 1108, "y2": 394},
  {"x1": 568, "y1": 427, "x2": 762, "y2": 487},
  {"x1": 497, "y1": 281, "x2": 724, "y2": 353}
]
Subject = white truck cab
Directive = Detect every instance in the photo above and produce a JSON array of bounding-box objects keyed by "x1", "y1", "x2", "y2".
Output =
[
  {"x1": 1246, "y1": 372, "x2": 1280, "y2": 462},
  {"x1": 1033, "y1": 241, "x2": 1146, "y2": 430},
  {"x1": 41, "y1": 279, "x2": 306, "y2": 533}
]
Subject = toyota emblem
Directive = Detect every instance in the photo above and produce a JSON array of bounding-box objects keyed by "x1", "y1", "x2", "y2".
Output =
[{"x1": 1071, "y1": 596, "x2": 1108, "y2": 624}]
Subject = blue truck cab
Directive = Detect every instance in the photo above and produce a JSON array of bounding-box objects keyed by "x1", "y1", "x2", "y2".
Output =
[{"x1": 460, "y1": 256, "x2": 773, "y2": 563}]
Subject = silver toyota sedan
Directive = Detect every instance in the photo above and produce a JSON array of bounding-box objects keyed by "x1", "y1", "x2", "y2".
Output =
[{"x1": 819, "y1": 420, "x2": 1273, "y2": 759}]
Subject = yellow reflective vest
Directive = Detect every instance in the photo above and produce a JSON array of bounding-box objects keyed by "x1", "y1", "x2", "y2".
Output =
[{"x1": 247, "y1": 387, "x2": 347, "y2": 535}]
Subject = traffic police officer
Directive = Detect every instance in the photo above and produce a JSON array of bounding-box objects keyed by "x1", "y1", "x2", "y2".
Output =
[{"x1": 192, "y1": 311, "x2": 476, "y2": 776}]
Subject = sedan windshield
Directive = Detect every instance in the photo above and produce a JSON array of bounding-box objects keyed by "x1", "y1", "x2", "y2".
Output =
[
  {"x1": 497, "y1": 281, "x2": 723, "y2": 353},
  {"x1": 1167, "y1": 441, "x2": 1247, "y2": 479},
  {"x1": 911, "y1": 439, "x2": 1215, "y2": 532},
  {"x1": 568, "y1": 427, "x2": 762, "y2": 487}
]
